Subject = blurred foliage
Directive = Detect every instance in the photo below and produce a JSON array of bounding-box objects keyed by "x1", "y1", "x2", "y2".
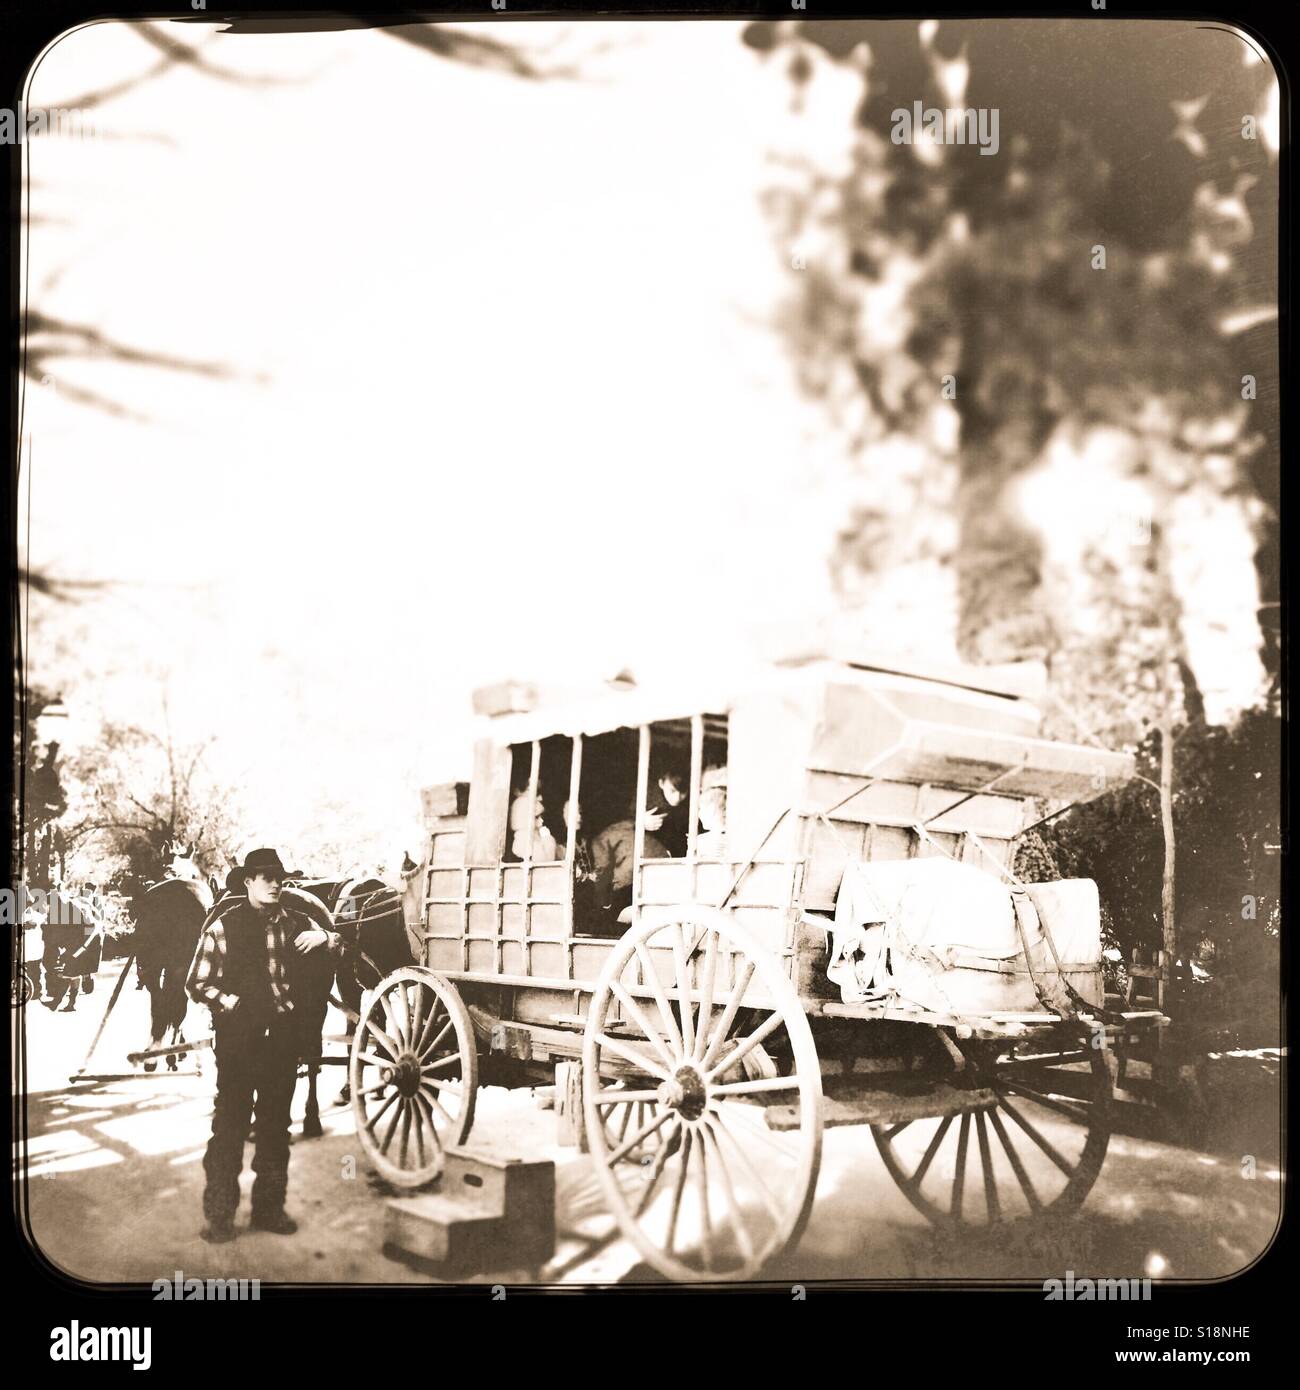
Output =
[
  {"x1": 1015, "y1": 705, "x2": 1280, "y2": 1040},
  {"x1": 747, "y1": 16, "x2": 1276, "y2": 667}
]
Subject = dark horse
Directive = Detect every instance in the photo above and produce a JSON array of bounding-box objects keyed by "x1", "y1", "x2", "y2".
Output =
[
  {"x1": 288, "y1": 876, "x2": 419, "y2": 1136},
  {"x1": 132, "y1": 873, "x2": 214, "y2": 1071},
  {"x1": 198, "y1": 874, "x2": 418, "y2": 1137}
]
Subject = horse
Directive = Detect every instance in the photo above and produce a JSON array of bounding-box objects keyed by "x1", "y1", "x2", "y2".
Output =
[
  {"x1": 131, "y1": 847, "x2": 214, "y2": 1070},
  {"x1": 287, "y1": 872, "x2": 420, "y2": 1136}
]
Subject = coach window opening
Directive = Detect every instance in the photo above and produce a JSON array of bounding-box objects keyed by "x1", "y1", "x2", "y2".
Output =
[
  {"x1": 506, "y1": 736, "x2": 573, "y2": 864},
  {"x1": 633, "y1": 713, "x2": 730, "y2": 902},
  {"x1": 561, "y1": 715, "x2": 730, "y2": 935}
]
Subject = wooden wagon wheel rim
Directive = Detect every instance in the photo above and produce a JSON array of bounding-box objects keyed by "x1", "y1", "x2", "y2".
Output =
[
  {"x1": 583, "y1": 909, "x2": 823, "y2": 1281},
  {"x1": 871, "y1": 1036, "x2": 1111, "y2": 1227},
  {"x1": 349, "y1": 967, "x2": 477, "y2": 1187}
]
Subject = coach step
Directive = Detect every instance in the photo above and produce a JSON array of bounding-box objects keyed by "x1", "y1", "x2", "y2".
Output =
[{"x1": 382, "y1": 1148, "x2": 555, "y2": 1276}]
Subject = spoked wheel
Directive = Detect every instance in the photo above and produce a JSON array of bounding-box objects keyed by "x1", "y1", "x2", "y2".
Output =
[
  {"x1": 871, "y1": 1031, "x2": 1112, "y2": 1227},
  {"x1": 350, "y1": 967, "x2": 477, "y2": 1187},
  {"x1": 583, "y1": 909, "x2": 823, "y2": 1281},
  {"x1": 598, "y1": 1080, "x2": 668, "y2": 1165}
]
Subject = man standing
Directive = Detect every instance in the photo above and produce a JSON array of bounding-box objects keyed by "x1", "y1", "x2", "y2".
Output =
[{"x1": 186, "y1": 848, "x2": 340, "y2": 1244}]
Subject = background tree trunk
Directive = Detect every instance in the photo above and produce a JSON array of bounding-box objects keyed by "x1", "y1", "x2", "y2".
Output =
[{"x1": 1158, "y1": 712, "x2": 1178, "y2": 972}]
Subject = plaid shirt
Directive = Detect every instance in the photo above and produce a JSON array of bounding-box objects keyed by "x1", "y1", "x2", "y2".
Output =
[{"x1": 186, "y1": 902, "x2": 310, "y2": 1017}]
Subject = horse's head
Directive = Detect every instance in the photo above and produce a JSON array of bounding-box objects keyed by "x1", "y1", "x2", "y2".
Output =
[
  {"x1": 165, "y1": 839, "x2": 202, "y2": 884},
  {"x1": 397, "y1": 849, "x2": 427, "y2": 932}
]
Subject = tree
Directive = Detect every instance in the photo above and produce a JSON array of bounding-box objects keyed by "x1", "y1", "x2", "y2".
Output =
[
  {"x1": 745, "y1": 18, "x2": 1277, "y2": 979},
  {"x1": 1030, "y1": 705, "x2": 1281, "y2": 1045},
  {"x1": 56, "y1": 712, "x2": 242, "y2": 895}
]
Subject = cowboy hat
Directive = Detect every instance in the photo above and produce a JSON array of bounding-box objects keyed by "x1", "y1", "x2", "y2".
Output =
[{"x1": 228, "y1": 847, "x2": 301, "y2": 890}]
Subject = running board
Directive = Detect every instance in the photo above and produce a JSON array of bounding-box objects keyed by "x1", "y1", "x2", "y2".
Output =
[{"x1": 766, "y1": 1083, "x2": 997, "y2": 1132}]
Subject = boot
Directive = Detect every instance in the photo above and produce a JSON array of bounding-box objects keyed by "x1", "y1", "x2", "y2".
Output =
[{"x1": 249, "y1": 1209, "x2": 298, "y2": 1236}]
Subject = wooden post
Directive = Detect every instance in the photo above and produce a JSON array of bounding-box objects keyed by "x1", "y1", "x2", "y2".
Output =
[
  {"x1": 526, "y1": 738, "x2": 541, "y2": 863},
  {"x1": 72, "y1": 952, "x2": 135, "y2": 1080},
  {"x1": 687, "y1": 714, "x2": 703, "y2": 861},
  {"x1": 554, "y1": 1060, "x2": 587, "y2": 1151},
  {"x1": 564, "y1": 736, "x2": 583, "y2": 940},
  {"x1": 633, "y1": 724, "x2": 650, "y2": 915}
]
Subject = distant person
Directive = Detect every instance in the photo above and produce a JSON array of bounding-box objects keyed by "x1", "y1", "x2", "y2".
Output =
[
  {"x1": 42, "y1": 890, "x2": 98, "y2": 1012},
  {"x1": 21, "y1": 896, "x2": 45, "y2": 1003}
]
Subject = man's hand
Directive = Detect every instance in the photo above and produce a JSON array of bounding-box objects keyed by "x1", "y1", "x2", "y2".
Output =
[
  {"x1": 294, "y1": 927, "x2": 332, "y2": 954},
  {"x1": 644, "y1": 808, "x2": 667, "y2": 832}
]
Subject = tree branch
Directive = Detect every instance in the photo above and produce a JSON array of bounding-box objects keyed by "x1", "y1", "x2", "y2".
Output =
[
  {"x1": 383, "y1": 23, "x2": 579, "y2": 81},
  {"x1": 125, "y1": 793, "x2": 162, "y2": 821},
  {"x1": 181, "y1": 738, "x2": 215, "y2": 794},
  {"x1": 62, "y1": 819, "x2": 156, "y2": 848}
]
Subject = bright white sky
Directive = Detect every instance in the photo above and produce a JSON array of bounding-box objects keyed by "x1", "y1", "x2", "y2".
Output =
[{"x1": 21, "y1": 19, "x2": 861, "y2": 860}]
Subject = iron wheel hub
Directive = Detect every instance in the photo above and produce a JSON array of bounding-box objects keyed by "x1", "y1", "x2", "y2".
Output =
[
  {"x1": 391, "y1": 1053, "x2": 422, "y2": 1097},
  {"x1": 657, "y1": 1065, "x2": 707, "y2": 1122}
]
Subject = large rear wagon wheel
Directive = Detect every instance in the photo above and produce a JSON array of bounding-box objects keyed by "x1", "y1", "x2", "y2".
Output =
[
  {"x1": 871, "y1": 1033, "x2": 1111, "y2": 1227},
  {"x1": 350, "y1": 967, "x2": 477, "y2": 1188},
  {"x1": 583, "y1": 910, "x2": 823, "y2": 1281}
]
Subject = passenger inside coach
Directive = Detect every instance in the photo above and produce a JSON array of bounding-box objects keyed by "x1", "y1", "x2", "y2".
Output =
[
  {"x1": 587, "y1": 814, "x2": 670, "y2": 934},
  {"x1": 647, "y1": 765, "x2": 689, "y2": 857},
  {"x1": 696, "y1": 771, "x2": 727, "y2": 859},
  {"x1": 508, "y1": 788, "x2": 561, "y2": 862}
]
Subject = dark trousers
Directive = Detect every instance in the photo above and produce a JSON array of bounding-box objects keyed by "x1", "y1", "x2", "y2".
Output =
[
  {"x1": 202, "y1": 1011, "x2": 299, "y2": 1224},
  {"x1": 43, "y1": 948, "x2": 80, "y2": 1009}
]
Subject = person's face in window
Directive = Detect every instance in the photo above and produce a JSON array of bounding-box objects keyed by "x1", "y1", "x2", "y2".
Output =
[
  {"x1": 658, "y1": 774, "x2": 685, "y2": 808},
  {"x1": 700, "y1": 788, "x2": 727, "y2": 831}
]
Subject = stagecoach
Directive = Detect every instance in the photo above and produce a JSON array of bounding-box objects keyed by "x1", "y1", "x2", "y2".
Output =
[{"x1": 350, "y1": 652, "x2": 1166, "y2": 1279}]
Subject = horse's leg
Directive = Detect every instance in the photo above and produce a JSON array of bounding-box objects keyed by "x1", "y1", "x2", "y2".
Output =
[
  {"x1": 165, "y1": 1016, "x2": 181, "y2": 1071},
  {"x1": 301, "y1": 1061, "x2": 324, "y2": 1138},
  {"x1": 142, "y1": 977, "x2": 164, "y2": 1071},
  {"x1": 336, "y1": 959, "x2": 360, "y2": 1106}
]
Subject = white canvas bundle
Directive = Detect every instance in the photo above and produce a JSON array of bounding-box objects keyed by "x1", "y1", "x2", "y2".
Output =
[{"x1": 826, "y1": 857, "x2": 1103, "y2": 1014}]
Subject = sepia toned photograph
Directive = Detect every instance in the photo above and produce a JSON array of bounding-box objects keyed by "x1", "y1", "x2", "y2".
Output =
[{"x1": 11, "y1": 13, "x2": 1281, "y2": 1304}]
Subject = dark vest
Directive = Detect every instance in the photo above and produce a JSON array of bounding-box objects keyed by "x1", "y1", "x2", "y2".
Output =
[{"x1": 219, "y1": 903, "x2": 298, "y2": 1020}]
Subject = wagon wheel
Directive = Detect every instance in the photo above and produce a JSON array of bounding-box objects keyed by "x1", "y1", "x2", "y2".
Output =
[
  {"x1": 597, "y1": 1079, "x2": 667, "y2": 1165},
  {"x1": 349, "y1": 967, "x2": 477, "y2": 1187},
  {"x1": 871, "y1": 1033, "x2": 1111, "y2": 1227},
  {"x1": 583, "y1": 909, "x2": 823, "y2": 1281}
]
